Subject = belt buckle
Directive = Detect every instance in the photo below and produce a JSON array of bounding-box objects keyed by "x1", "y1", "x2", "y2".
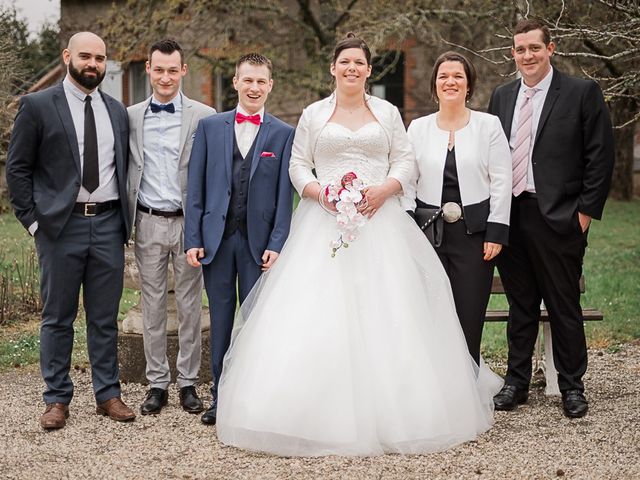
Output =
[
  {"x1": 442, "y1": 202, "x2": 462, "y2": 223},
  {"x1": 84, "y1": 203, "x2": 97, "y2": 217}
]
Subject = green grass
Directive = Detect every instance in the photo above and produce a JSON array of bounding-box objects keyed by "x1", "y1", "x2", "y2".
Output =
[
  {"x1": 119, "y1": 288, "x2": 139, "y2": 321},
  {"x1": 0, "y1": 212, "x2": 33, "y2": 259},
  {"x1": 481, "y1": 199, "x2": 640, "y2": 358},
  {"x1": 0, "y1": 323, "x2": 88, "y2": 369},
  {"x1": 0, "y1": 199, "x2": 638, "y2": 368}
]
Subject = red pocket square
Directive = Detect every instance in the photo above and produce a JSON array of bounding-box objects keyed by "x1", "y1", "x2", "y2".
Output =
[{"x1": 260, "y1": 151, "x2": 276, "y2": 157}]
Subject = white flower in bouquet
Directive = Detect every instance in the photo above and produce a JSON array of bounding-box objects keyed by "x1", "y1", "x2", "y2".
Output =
[{"x1": 321, "y1": 172, "x2": 368, "y2": 257}]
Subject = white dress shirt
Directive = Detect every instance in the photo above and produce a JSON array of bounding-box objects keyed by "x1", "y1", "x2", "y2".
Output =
[
  {"x1": 509, "y1": 67, "x2": 554, "y2": 193},
  {"x1": 138, "y1": 93, "x2": 183, "y2": 211},
  {"x1": 63, "y1": 76, "x2": 119, "y2": 203},
  {"x1": 235, "y1": 104, "x2": 264, "y2": 158}
]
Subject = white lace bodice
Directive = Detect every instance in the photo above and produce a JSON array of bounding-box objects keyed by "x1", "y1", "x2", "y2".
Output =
[{"x1": 313, "y1": 122, "x2": 390, "y2": 186}]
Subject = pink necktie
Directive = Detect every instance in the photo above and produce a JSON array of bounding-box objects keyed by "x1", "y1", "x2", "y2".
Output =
[{"x1": 512, "y1": 88, "x2": 538, "y2": 196}]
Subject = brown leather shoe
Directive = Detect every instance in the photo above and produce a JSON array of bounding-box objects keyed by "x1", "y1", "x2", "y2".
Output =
[
  {"x1": 40, "y1": 403, "x2": 69, "y2": 430},
  {"x1": 96, "y1": 397, "x2": 136, "y2": 422}
]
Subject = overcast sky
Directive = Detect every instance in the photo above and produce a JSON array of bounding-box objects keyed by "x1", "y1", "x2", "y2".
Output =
[{"x1": 1, "y1": 0, "x2": 60, "y2": 34}]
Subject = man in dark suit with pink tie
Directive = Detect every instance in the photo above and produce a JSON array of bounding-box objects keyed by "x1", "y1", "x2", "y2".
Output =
[
  {"x1": 488, "y1": 19, "x2": 615, "y2": 418},
  {"x1": 185, "y1": 53, "x2": 295, "y2": 425}
]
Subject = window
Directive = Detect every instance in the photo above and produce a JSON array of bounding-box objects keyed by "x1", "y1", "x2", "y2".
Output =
[
  {"x1": 129, "y1": 61, "x2": 151, "y2": 104},
  {"x1": 214, "y1": 71, "x2": 236, "y2": 112},
  {"x1": 370, "y1": 51, "x2": 404, "y2": 111},
  {"x1": 101, "y1": 61, "x2": 123, "y2": 101}
]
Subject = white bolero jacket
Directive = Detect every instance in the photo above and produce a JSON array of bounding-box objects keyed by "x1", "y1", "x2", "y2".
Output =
[
  {"x1": 407, "y1": 110, "x2": 512, "y2": 244},
  {"x1": 288, "y1": 93, "x2": 417, "y2": 207}
]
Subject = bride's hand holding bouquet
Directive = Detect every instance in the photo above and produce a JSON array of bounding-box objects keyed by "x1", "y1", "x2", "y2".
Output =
[{"x1": 358, "y1": 179, "x2": 400, "y2": 218}]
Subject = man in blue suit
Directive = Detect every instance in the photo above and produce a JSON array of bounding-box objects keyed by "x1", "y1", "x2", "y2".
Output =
[{"x1": 185, "y1": 53, "x2": 295, "y2": 425}]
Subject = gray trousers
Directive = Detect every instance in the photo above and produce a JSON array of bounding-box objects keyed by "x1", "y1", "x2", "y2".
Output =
[{"x1": 135, "y1": 211, "x2": 203, "y2": 389}]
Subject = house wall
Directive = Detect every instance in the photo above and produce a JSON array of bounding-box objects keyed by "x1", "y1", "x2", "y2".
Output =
[{"x1": 60, "y1": 0, "x2": 216, "y2": 108}]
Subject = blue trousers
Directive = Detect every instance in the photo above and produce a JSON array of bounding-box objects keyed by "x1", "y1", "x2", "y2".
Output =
[{"x1": 202, "y1": 230, "x2": 262, "y2": 402}]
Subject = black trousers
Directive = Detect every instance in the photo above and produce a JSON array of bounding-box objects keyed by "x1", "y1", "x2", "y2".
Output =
[
  {"x1": 497, "y1": 196, "x2": 587, "y2": 392},
  {"x1": 35, "y1": 208, "x2": 125, "y2": 404},
  {"x1": 435, "y1": 220, "x2": 494, "y2": 365}
]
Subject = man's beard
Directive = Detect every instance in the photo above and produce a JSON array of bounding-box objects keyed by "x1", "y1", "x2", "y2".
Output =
[{"x1": 68, "y1": 59, "x2": 105, "y2": 90}]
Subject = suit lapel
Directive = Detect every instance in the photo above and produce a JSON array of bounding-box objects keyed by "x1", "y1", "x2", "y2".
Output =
[
  {"x1": 250, "y1": 113, "x2": 271, "y2": 180},
  {"x1": 52, "y1": 84, "x2": 81, "y2": 176},
  {"x1": 134, "y1": 100, "x2": 147, "y2": 167},
  {"x1": 224, "y1": 111, "x2": 235, "y2": 186},
  {"x1": 504, "y1": 81, "x2": 520, "y2": 136},
  {"x1": 101, "y1": 92, "x2": 124, "y2": 181},
  {"x1": 178, "y1": 95, "x2": 194, "y2": 167},
  {"x1": 534, "y1": 70, "x2": 561, "y2": 147}
]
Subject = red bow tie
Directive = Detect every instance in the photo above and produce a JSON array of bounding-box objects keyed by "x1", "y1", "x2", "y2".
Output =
[{"x1": 235, "y1": 112, "x2": 261, "y2": 125}]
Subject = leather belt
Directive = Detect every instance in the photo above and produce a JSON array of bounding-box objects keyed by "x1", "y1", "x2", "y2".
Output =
[
  {"x1": 137, "y1": 203, "x2": 183, "y2": 217},
  {"x1": 518, "y1": 191, "x2": 538, "y2": 199},
  {"x1": 73, "y1": 201, "x2": 118, "y2": 217}
]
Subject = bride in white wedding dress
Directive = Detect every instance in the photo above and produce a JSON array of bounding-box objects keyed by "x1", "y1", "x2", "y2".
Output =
[{"x1": 216, "y1": 34, "x2": 503, "y2": 456}]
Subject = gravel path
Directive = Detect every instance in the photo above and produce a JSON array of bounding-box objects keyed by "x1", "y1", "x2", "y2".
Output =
[{"x1": 1, "y1": 343, "x2": 639, "y2": 479}]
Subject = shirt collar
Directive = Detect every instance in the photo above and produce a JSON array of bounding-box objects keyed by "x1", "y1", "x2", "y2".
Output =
[
  {"x1": 151, "y1": 91, "x2": 182, "y2": 109},
  {"x1": 520, "y1": 66, "x2": 554, "y2": 94},
  {"x1": 236, "y1": 104, "x2": 264, "y2": 123},
  {"x1": 63, "y1": 75, "x2": 99, "y2": 102}
]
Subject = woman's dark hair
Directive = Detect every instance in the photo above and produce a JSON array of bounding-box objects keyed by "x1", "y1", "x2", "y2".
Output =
[
  {"x1": 429, "y1": 51, "x2": 477, "y2": 102},
  {"x1": 332, "y1": 32, "x2": 371, "y2": 65}
]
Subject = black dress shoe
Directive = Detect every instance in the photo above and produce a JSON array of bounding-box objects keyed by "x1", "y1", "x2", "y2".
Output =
[
  {"x1": 140, "y1": 388, "x2": 168, "y2": 415},
  {"x1": 562, "y1": 389, "x2": 588, "y2": 418},
  {"x1": 180, "y1": 386, "x2": 204, "y2": 414},
  {"x1": 493, "y1": 384, "x2": 529, "y2": 411},
  {"x1": 201, "y1": 403, "x2": 217, "y2": 425}
]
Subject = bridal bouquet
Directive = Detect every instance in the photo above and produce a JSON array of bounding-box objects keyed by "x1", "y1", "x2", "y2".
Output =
[{"x1": 320, "y1": 172, "x2": 367, "y2": 257}]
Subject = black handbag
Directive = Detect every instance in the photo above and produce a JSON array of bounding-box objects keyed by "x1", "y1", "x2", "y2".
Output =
[{"x1": 414, "y1": 207, "x2": 444, "y2": 248}]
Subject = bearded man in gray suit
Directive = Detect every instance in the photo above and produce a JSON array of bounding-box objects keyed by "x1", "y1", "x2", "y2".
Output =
[{"x1": 127, "y1": 39, "x2": 215, "y2": 415}]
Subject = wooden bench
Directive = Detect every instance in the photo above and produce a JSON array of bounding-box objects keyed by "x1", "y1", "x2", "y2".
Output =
[{"x1": 486, "y1": 275, "x2": 603, "y2": 395}]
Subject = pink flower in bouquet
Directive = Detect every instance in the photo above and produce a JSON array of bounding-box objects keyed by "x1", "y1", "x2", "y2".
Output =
[
  {"x1": 341, "y1": 171, "x2": 358, "y2": 188},
  {"x1": 322, "y1": 172, "x2": 367, "y2": 257}
]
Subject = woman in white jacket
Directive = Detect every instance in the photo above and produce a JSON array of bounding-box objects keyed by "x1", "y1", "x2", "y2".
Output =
[
  {"x1": 408, "y1": 51, "x2": 512, "y2": 364},
  {"x1": 217, "y1": 37, "x2": 502, "y2": 457}
]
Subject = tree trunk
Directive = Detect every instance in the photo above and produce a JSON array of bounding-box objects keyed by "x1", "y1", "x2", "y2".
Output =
[{"x1": 609, "y1": 99, "x2": 636, "y2": 200}]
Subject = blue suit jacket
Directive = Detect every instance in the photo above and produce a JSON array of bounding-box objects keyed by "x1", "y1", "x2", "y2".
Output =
[{"x1": 185, "y1": 109, "x2": 295, "y2": 265}]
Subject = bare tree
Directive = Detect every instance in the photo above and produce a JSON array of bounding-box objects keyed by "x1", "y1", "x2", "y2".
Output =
[
  {"x1": 545, "y1": 0, "x2": 639, "y2": 199},
  {"x1": 0, "y1": 21, "x2": 27, "y2": 197},
  {"x1": 98, "y1": 0, "x2": 637, "y2": 198},
  {"x1": 98, "y1": 0, "x2": 367, "y2": 110},
  {"x1": 373, "y1": 0, "x2": 638, "y2": 199}
]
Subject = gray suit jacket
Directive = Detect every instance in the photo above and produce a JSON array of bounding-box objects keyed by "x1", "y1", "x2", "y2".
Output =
[{"x1": 126, "y1": 94, "x2": 216, "y2": 232}]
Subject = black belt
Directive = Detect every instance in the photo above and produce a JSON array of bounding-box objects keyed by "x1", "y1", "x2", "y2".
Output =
[
  {"x1": 137, "y1": 203, "x2": 183, "y2": 217},
  {"x1": 73, "y1": 201, "x2": 118, "y2": 216},
  {"x1": 518, "y1": 192, "x2": 538, "y2": 199}
]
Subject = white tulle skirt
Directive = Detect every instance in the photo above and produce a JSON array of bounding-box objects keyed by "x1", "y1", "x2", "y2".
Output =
[{"x1": 216, "y1": 197, "x2": 503, "y2": 456}]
